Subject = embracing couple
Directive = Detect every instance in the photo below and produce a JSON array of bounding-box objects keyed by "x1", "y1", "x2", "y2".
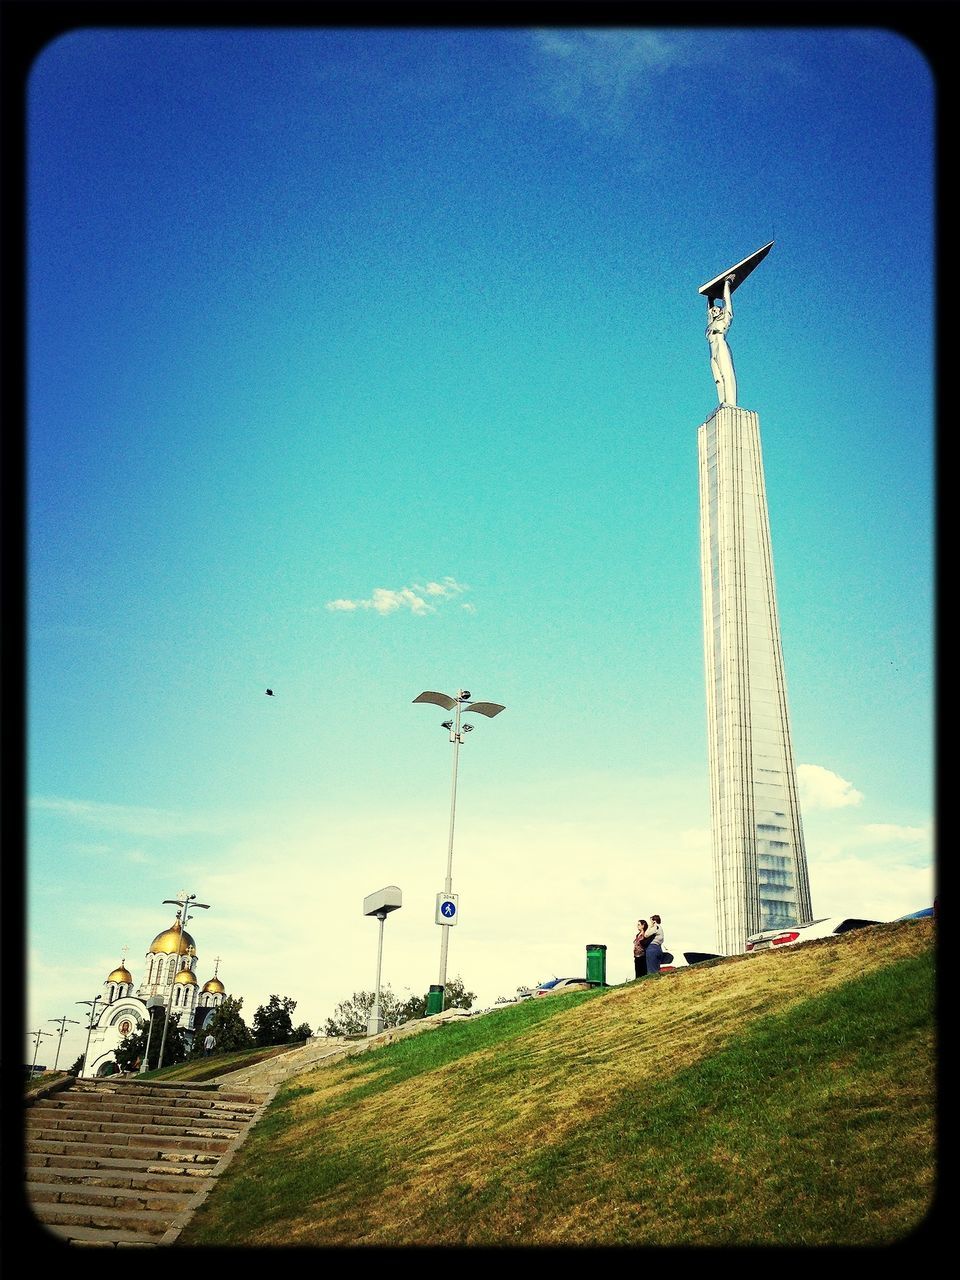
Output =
[{"x1": 633, "y1": 914, "x2": 667, "y2": 978}]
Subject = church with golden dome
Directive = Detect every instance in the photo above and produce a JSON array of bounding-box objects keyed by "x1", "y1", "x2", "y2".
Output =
[{"x1": 81, "y1": 912, "x2": 228, "y2": 1077}]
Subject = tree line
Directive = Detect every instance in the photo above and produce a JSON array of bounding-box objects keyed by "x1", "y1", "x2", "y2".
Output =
[
  {"x1": 107, "y1": 994, "x2": 312, "y2": 1072},
  {"x1": 322, "y1": 977, "x2": 476, "y2": 1035}
]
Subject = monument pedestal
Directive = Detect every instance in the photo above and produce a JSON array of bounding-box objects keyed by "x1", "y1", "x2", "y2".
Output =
[{"x1": 698, "y1": 404, "x2": 812, "y2": 953}]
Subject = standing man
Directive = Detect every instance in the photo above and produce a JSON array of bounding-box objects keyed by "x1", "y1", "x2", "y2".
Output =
[
  {"x1": 203, "y1": 1032, "x2": 215, "y2": 1057},
  {"x1": 706, "y1": 275, "x2": 737, "y2": 406},
  {"x1": 643, "y1": 915, "x2": 666, "y2": 976}
]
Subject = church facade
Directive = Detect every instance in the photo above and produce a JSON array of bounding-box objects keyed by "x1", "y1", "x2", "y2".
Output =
[{"x1": 81, "y1": 915, "x2": 227, "y2": 1077}]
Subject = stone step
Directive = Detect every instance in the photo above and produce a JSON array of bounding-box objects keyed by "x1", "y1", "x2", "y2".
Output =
[
  {"x1": 34, "y1": 1094, "x2": 259, "y2": 1123},
  {"x1": 29, "y1": 1113, "x2": 246, "y2": 1139},
  {"x1": 67, "y1": 1081, "x2": 264, "y2": 1103},
  {"x1": 27, "y1": 1179, "x2": 195, "y2": 1213},
  {"x1": 25, "y1": 1076, "x2": 269, "y2": 1246},
  {"x1": 31, "y1": 1201, "x2": 170, "y2": 1238},
  {"x1": 27, "y1": 1163, "x2": 214, "y2": 1193},
  {"x1": 73, "y1": 1080, "x2": 265, "y2": 1105},
  {"x1": 41, "y1": 1221, "x2": 162, "y2": 1247},
  {"x1": 27, "y1": 1134, "x2": 229, "y2": 1161}
]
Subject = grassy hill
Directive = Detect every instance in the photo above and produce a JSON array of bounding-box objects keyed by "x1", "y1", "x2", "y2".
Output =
[{"x1": 179, "y1": 917, "x2": 936, "y2": 1247}]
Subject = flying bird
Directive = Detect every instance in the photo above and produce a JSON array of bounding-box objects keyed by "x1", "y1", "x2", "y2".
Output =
[{"x1": 265, "y1": 689, "x2": 275, "y2": 696}]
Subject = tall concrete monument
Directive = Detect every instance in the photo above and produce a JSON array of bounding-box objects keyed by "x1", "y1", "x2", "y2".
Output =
[{"x1": 697, "y1": 242, "x2": 813, "y2": 953}]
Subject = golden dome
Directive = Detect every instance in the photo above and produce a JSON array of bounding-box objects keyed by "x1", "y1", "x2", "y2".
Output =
[
  {"x1": 202, "y1": 977, "x2": 225, "y2": 994},
  {"x1": 106, "y1": 963, "x2": 133, "y2": 984},
  {"x1": 173, "y1": 968, "x2": 198, "y2": 985},
  {"x1": 149, "y1": 920, "x2": 197, "y2": 956}
]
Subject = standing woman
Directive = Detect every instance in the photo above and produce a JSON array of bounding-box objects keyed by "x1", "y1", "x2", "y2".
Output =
[
  {"x1": 633, "y1": 919, "x2": 649, "y2": 979},
  {"x1": 644, "y1": 914, "x2": 665, "y2": 975}
]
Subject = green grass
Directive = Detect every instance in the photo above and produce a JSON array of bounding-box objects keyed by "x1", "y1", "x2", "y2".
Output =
[
  {"x1": 448, "y1": 952, "x2": 936, "y2": 1245},
  {"x1": 135, "y1": 1041, "x2": 302, "y2": 1084},
  {"x1": 24, "y1": 1071, "x2": 70, "y2": 1094},
  {"x1": 179, "y1": 920, "x2": 936, "y2": 1247},
  {"x1": 320, "y1": 988, "x2": 607, "y2": 1104},
  {"x1": 26, "y1": 1044, "x2": 299, "y2": 1093}
]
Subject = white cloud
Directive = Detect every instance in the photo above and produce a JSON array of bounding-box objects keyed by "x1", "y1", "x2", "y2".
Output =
[
  {"x1": 29, "y1": 796, "x2": 234, "y2": 838},
  {"x1": 797, "y1": 764, "x2": 864, "y2": 810},
  {"x1": 802, "y1": 816, "x2": 933, "y2": 864},
  {"x1": 807, "y1": 853, "x2": 934, "y2": 923},
  {"x1": 861, "y1": 823, "x2": 930, "y2": 844},
  {"x1": 326, "y1": 577, "x2": 470, "y2": 616},
  {"x1": 533, "y1": 29, "x2": 692, "y2": 80},
  {"x1": 528, "y1": 30, "x2": 807, "y2": 136},
  {"x1": 529, "y1": 30, "x2": 718, "y2": 130}
]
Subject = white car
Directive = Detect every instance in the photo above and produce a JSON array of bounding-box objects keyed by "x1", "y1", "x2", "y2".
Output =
[
  {"x1": 744, "y1": 916, "x2": 881, "y2": 953},
  {"x1": 533, "y1": 977, "x2": 592, "y2": 997}
]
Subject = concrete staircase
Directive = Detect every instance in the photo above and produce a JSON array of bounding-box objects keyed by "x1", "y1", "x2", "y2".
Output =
[{"x1": 25, "y1": 1076, "x2": 269, "y2": 1247}]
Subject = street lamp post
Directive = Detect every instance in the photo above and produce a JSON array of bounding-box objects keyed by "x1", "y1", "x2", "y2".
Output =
[
  {"x1": 156, "y1": 892, "x2": 210, "y2": 1071},
  {"x1": 139, "y1": 996, "x2": 165, "y2": 1073},
  {"x1": 413, "y1": 688, "x2": 505, "y2": 1012},
  {"x1": 48, "y1": 1015, "x2": 80, "y2": 1072},
  {"x1": 363, "y1": 886, "x2": 402, "y2": 1036},
  {"x1": 76, "y1": 996, "x2": 104, "y2": 1078},
  {"x1": 29, "y1": 1028, "x2": 54, "y2": 1078}
]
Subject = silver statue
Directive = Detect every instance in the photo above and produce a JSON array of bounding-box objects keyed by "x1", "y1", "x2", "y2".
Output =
[
  {"x1": 698, "y1": 242, "x2": 774, "y2": 409},
  {"x1": 706, "y1": 275, "x2": 736, "y2": 408}
]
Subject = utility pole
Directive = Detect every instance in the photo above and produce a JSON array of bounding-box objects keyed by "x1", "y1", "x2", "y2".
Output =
[
  {"x1": 48, "y1": 1015, "x2": 80, "y2": 1072},
  {"x1": 76, "y1": 995, "x2": 104, "y2": 1078},
  {"x1": 29, "y1": 1028, "x2": 54, "y2": 1078}
]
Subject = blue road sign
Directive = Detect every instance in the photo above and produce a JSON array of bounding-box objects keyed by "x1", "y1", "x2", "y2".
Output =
[{"x1": 435, "y1": 893, "x2": 459, "y2": 925}]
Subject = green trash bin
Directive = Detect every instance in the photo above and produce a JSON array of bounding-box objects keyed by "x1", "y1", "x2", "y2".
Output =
[
  {"x1": 425, "y1": 984, "x2": 445, "y2": 1015},
  {"x1": 585, "y1": 943, "x2": 607, "y2": 987}
]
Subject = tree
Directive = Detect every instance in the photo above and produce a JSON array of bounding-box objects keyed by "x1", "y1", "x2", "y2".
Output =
[
  {"x1": 189, "y1": 996, "x2": 254, "y2": 1058},
  {"x1": 323, "y1": 987, "x2": 402, "y2": 1037},
  {"x1": 252, "y1": 994, "x2": 298, "y2": 1047},
  {"x1": 114, "y1": 1008, "x2": 188, "y2": 1072},
  {"x1": 323, "y1": 977, "x2": 476, "y2": 1036},
  {"x1": 291, "y1": 1022, "x2": 313, "y2": 1043},
  {"x1": 394, "y1": 989, "x2": 427, "y2": 1023},
  {"x1": 444, "y1": 976, "x2": 477, "y2": 1010},
  {"x1": 396, "y1": 975, "x2": 476, "y2": 1023},
  {"x1": 68, "y1": 1054, "x2": 84, "y2": 1076},
  {"x1": 113, "y1": 1029, "x2": 146, "y2": 1073}
]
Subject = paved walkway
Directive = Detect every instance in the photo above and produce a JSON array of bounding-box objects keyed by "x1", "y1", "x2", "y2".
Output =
[{"x1": 209, "y1": 1007, "x2": 475, "y2": 1092}]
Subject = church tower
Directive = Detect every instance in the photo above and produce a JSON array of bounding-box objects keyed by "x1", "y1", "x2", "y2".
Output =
[
  {"x1": 197, "y1": 956, "x2": 227, "y2": 1019},
  {"x1": 82, "y1": 908, "x2": 230, "y2": 1076},
  {"x1": 137, "y1": 915, "x2": 199, "y2": 1020}
]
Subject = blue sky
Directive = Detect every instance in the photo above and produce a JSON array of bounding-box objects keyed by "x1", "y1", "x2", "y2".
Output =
[{"x1": 24, "y1": 25, "x2": 934, "y2": 1069}]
